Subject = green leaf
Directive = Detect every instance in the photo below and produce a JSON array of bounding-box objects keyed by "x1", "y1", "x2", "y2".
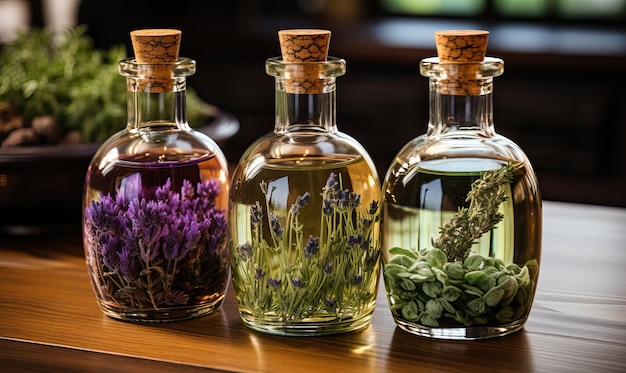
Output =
[
  {"x1": 464, "y1": 270, "x2": 496, "y2": 292},
  {"x1": 422, "y1": 281, "x2": 443, "y2": 298},
  {"x1": 484, "y1": 286, "x2": 505, "y2": 307},
  {"x1": 442, "y1": 285, "x2": 462, "y2": 302},
  {"x1": 425, "y1": 249, "x2": 447, "y2": 269},
  {"x1": 401, "y1": 301, "x2": 420, "y2": 321},
  {"x1": 425, "y1": 299, "x2": 443, "y2": 319},
  {"x1": 464, "y1": 254, "x2": 485, "y2": 271},
  {"x1": 444, "y1": 261, "x2": 465, "y2": 280},
  {"x1": 389, "y1": 247, "x2": 419, "y2": 259}
]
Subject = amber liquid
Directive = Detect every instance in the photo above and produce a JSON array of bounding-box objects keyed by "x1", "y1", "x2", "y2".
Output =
[{"x1": 85, "y1": 150, "x2": 227, "y2": 207}]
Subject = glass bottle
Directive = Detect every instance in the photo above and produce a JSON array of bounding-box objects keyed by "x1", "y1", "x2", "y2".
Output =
[
  {"x1": 229, "y1": 29, "x2": 381, "y2": 336},
  {"x1": 381, "y1": 30, "x2": 542, "y2": 339},
  {"x1": 82, "y1": 29, "x2": 230, "y2": 322}
]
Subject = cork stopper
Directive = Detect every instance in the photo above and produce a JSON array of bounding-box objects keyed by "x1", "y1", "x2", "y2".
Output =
[
  {"x1": 433, "y1": 30, "x2": 490, "y2": 95},
  {"x1": 129, "y1": 29, "x2": 182, "y2": 92},
  {"x1": 277, "y1": 29, "x2": 331, "y2": 94}
]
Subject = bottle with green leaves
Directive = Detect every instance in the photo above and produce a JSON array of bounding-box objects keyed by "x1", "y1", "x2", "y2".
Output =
[
  {"x1": 229, "y1": 29, "x2": 381, "y2": 336},
  {"x1": 380, "y1": 30, "x2": 542, "y2": 340}
]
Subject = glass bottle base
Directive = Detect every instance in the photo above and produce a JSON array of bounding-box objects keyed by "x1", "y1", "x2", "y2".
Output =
[
  {"x1": 239, "y1": 311, "x2": 374, "y2": 336},
  {"x1": 393, "y1": 315, "x2": 528, "y2": 340},
  {"x1": 97, "y1": 296, "x2": 225, "y2": 323}
]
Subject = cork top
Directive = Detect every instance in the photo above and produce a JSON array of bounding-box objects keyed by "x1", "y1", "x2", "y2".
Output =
[
  {"x1": 130, "y1": 29, "x2": 182, "y2": 64},
  {"x1": 126, "y1": 29, "x2": 184, "y2": 93},
  {"x1": 278, "y1": 29, "x2": 331, "y2": 62},
  {"x1": 434, "y1": 30, "x2": 489, "y2": 63},
  {"x1": 430, "y1": 30, "x2": 491, "y2": 95}
]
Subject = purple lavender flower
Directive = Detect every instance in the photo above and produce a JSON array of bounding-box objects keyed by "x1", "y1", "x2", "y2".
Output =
[
  {"x1": 238, "y1": 242, "x2": 253, "y2": 259},
  {"x1": 99, "y1": 233, "x2": 121, "y2": 271},
  {"x1": 324, "y1": 262, "x2": 333, "y2": 275},
  {"x1": 127, "y1": 199, "x2": 169, "y2": 244},
  {"x1": 85, "y1": 193, "x2": 121, "y2": 233},
  {"x1": 304, "y1": 236, "x2": 320, "y2": 258},
  {"x1": 325, "y1": 173, "x2": 337, "y2": 190},
  {"x1": 203, "y1": 208, "x2": 228, "y2": 255},
  {"x1": 339, "y1": 189, "x2": 351, "y2": 210},
  {"x1": 267, "y1": 277, "x2": 282, "y2": 288},
  {"x1": 197, "y1": 179, "x2": 220, "y2": 202},
  {"x1": 290, "y1": 191, "x2": 311, "y2": 215},
  {"x1": 255, "y1": 268, "x2": 265, "y2": 279},
  {"x1": 250, "y1": 201, "x2": 263, "y2": 226},
  {"x1": 181, "y1": 179, "x2": 195, "y2": 201},
  {"x1": 368, "y1": 200, "x2": 379, "y2": 215},
  {"x1": 270, "y1": 213, "x2": 284, "y2": 239},
  {"x1": 322, "y1": 200, "x2": 334, "y2": 216},
  {"x1": 155, "y1": 178, "x2": 173, "y2": 200},
  {"x1": 117, "y1": 245, "x2": 138, "y2": 282},
  {"x1": 348, "y1": 234, "x2": 363, "y2": 245},
  {"x1": 350, "y1": 192, "x2": 361, "y2": 208},
  {"x1": 360, "y1": 239, "x2": 371, "y2": 250},
  {"x1": 354, "y1": 275, "x2": 363, "y2": 285},
  {"x1": 291, "y1": 277, "x2": 304, "y2": 288},
  {"x1": 85, "y1": 177, "x2": 228, "y2": 310}
]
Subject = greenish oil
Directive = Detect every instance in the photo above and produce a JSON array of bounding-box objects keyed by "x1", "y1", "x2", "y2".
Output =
[
  {"x1": 229, "y1": 155, "x2": 381, "y2": 335},
  {"x1": 382, "y1": 157, "x2": 542, "y2": 330}
]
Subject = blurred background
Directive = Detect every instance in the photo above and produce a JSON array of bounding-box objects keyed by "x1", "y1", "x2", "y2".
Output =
[{"x1": 1, "y1": 0, "x2": 625, "y2": 207}]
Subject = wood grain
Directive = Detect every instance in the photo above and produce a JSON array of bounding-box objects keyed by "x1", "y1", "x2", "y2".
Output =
[{"x1": 1, "y1": 201, "x2": 625, "y2": 372}]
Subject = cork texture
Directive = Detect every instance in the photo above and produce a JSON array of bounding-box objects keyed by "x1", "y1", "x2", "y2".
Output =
[
  {"x1": 434, "y1": 30, "x2": 489, "y2": 95},
  {"x1": 278, "y1": 29, "x2": 331, "y2": 94},
  {"x1": 130, "y1": 29, "x2": 182, "y2": 92}
]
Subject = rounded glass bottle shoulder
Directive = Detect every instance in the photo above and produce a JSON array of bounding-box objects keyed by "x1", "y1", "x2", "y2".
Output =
[
  {"x1": 92, "y1": 127, "x2": 225, "y2": 167},
  {"x1": 235, "y1": 129, "x2": 376, "y2": 174},
  {"x1": 86, "y1": 126, "x2": 229, "y2": 209},
  {"x1": 391, "y1": 132, "x2": 530, "y2": 173}
]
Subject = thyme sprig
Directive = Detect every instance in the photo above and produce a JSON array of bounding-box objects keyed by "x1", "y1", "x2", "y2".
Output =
[{"x1": 434, "y1": 163, "x2": 515, "y2": 262}]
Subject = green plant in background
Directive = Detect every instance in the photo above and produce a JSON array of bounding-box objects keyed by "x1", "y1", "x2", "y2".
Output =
[
  {"x1": 384, "y1": 164, "x2": 538, "y2": 327},
  {"x1": 0, "y1": 25, "x2": 211, "y2": 144}
]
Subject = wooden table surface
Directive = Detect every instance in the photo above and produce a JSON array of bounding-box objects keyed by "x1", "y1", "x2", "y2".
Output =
[{"x1": 1, "y1": 200, "x2": 625, "y2": 372}]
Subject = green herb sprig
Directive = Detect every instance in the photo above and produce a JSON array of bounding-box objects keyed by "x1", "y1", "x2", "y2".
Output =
[{"x1": 434, "y1": 163, "x2": 514, "y2": 262}]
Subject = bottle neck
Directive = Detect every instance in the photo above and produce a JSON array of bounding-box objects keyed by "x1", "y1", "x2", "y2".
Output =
[
  {"x1": 126, "y1": 89, "x2": 190, "y2": 131},
  {"x1": 119, "y1": 58, "x2": 195, "y2": 132},
  {"x1": 427, "y1": 80, "x2": 495, "y2": 137},
  {"x1": 274, "y1": 78, "x2": 337, "y2": 134},
  {"x1": 419, "y1": 57, "x2": 503, "y2": 137}
]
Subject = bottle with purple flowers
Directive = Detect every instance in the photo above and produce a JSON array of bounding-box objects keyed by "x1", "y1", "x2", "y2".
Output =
[
  {"x1": 229, "y1": 29, "x2": 381, "y2": 336},
  {"x1": 82, "y1": 29, "x2": 230, "y2": 322}
]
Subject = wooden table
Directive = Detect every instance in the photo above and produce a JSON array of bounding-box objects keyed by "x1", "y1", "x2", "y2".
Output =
[{"x1": 1, "y1": 201, "x2": 625, "y2": 372}]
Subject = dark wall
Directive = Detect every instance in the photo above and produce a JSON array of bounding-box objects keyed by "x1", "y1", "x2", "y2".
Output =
[{"x1": 76, "y1": 2, "x2": 626, "y2": 207}]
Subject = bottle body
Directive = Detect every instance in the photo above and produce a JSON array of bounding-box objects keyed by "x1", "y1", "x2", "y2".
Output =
[
  {"x1": 83, "y1": 58, "x2": 230, "y2": 322},
  {"x1": 381, "y1": 57, "x2": 541, "y2": 339},
  {"x1": 229, "y1": 57, "x2": 381, "y2": 336}
]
